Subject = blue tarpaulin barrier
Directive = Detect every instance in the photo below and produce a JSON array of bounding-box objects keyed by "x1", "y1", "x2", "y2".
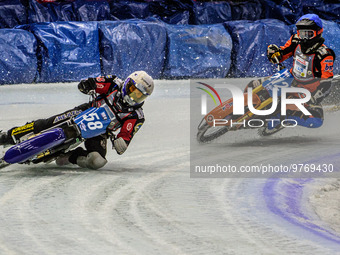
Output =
[
  {"x1": 18, "y1": 22, "x2": 101, "y2": 83},
  {"x1": 109, "y1": 1, "x2": 151, "y2": 21},
  {"x1": 0, "y1": 1, "x2": 337, "y2": 84},
  {"x1": 148, "y1": 0, "x2": 194, "y2": 25},
  {"x1": 225, "y1": 19, "x2": 292, "y2": 77},
  {"x1": 0, "y1": 0, "x2": 27, "y2": 28},
  {"x1": 261, "y1": 0, "x2": 303, "y2": 25},
  {"x1": 229, "y1": 0, "x2": 263, "y2": 21},
  {"x1": 28, "y1": 0, "x2": 113, "y2": 23},
  {"x1": 163, "y1": 23, "x2": 232, "y2": 79},
  {"x1": 193, "y1": 1, "x2": 232, "y2": 24},
  {"x1": 302, "y1": 0, "x2": 340, "y2": 24},
  {"x1": 1, "y1": 0, "x2": 339, "y2": 27},
  {"x1": 321, "y1": 20, "x2": 340, "y2": 75},
  {"x1": 99, "y1": 19, "x2": 167, "y2": 79},
  {"x1": 109, "y1": 0, "x2": 196, "y2": 24},
  {"x1": 0, "y1": 29, "x2": 37, "y2": 84},
  {"x1": 262, "y1": 0, "x2": 340, "y2": 25},
  {"x1": 28, "y1": 0, "x2": 76, "y2": 23},
  {"x1": 74, "y1": 0, "x2": 111, "y2": 21}
]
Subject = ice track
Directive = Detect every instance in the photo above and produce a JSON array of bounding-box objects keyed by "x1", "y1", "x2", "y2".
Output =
[{"x1": 0, "y1": 80, "x2": 340, "y2": 254}]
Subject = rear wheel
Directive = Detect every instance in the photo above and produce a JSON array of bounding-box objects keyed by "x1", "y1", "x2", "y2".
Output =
[
  {"x1": 197, "y1": 118, "x2": 229, "y2": 143},
  {"x1": 0, "y1": 158, "x2": 10, "y2": 169}
]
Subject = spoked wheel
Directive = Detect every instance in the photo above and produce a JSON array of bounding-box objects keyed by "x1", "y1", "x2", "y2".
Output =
[
  {"x1": 258, "y1": 124, "x2": 285, "y2": 136},
  {"x1": 197, "y1": 118, "x2": 229, "y2": 143}
]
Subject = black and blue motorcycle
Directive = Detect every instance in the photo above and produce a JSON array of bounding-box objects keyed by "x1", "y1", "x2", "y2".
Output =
[{"x1": 0, "y1": 94, "x2": 116, "y2": 169}]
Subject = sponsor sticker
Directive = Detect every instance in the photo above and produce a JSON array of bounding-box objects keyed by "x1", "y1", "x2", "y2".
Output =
[
  {"x1": 100, "y1": 112, "x2": 107, "y2": 120},
  {"x1": 80, "y1": 122, "x2": 87, "y2": 131},
  {"x1": 53, "y1": 110, "x2": 81, "y2": 124},
  {"x1": 222, "y1": 102, "x2": 233, "y2": 111},
  {"x1": 127, "y1": 123, "x2": 133, "y2": 131},
  {"x1": 11, "y1": 122, "x2": 34, "y2": 136},
  {"x1": 325, "y1": 64, "x2": 333, "y2": 71},
  {"x1": 133, "y1": 123, "x2": 143, "y2": 135}
]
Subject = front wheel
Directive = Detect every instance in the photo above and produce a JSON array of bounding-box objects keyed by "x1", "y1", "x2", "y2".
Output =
[
  {"x1": 258, "y1": 125, "x2": 285, "y2": 136},
  {"x1": 197, "y1": 118, "x2": 229, "y2": 143}
]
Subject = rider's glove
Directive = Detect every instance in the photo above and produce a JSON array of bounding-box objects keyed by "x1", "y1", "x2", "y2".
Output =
[
  {"x1": 78, "y1": 78, "x2": 97, "y2": 94},
  {"x1": 113, "y1": 77, "x2": 124, "y2": 87},
  {"x1": 114, "y1": 137, "x2": 128, "y2": 155},
  {"x1": 267, "y1": 44, "x2": 282, "y2": 64}
]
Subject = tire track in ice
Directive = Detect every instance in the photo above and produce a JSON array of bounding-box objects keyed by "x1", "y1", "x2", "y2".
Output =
[
  {"x1": 89, "y1": 149, "x2": 190, "y2": 254},
  {"x1": 0, "y1": 173, "x2": 74, "y2": 255},
  {"x1": 64, "y1": 147, "x2": 190, "y2": 254},
  {"x1": 263, "y1": 152, "x2": 340, "y2": 254},
  {"x1": 0, "y1": 148, "x2": 185, "y2": 254}
]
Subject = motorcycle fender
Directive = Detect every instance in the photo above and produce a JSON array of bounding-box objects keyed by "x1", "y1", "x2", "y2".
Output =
[{"x1": 4, "y1": 128, "x2": 66, "y2": 164}]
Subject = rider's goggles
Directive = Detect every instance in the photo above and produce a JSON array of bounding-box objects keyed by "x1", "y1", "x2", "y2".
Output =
[
  {"x1": 297, "y1": 29, "x2": 317, "y2": 40},
  {"x1": 124, "y1": 78, "x2": 148, "y2": 105}
]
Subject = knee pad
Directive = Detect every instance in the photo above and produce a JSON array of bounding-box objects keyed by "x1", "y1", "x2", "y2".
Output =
[
  {"x1": 55, "y1": 154, "x2": 71, "y2": 166},
  {"x1": 76, "y1": 152, "x2": 107, "y2": 170}
]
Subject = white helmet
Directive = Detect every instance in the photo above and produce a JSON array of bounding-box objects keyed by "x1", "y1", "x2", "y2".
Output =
[{"x1": 122, "y1": 71, "x2": 154, "y2": 106}]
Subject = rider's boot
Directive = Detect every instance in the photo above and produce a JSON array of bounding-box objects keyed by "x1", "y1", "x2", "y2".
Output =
[
  {"x1": 55, "y1": 147, "x2": 85, "y2": 166},
  {"x1": 0, "y1": 130, "x2": 15, "y2": 146},
  {"x1": 55, "y1": 151, "x2": 73, "y2": 166},
  {"x1": 283, "y1": 108, "x2": 323, "y2": 128},
  {"x1": 0, "y1": 122, "x2": 36, "y2": 146}
]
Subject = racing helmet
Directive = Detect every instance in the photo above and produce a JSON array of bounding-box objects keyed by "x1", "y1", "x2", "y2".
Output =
[
  {"x1": 122, "y1": 71, "x2": 154, "y2": 106},
  {"x1": 296, "y1": 14, "x2": 323, "y2": 52}
]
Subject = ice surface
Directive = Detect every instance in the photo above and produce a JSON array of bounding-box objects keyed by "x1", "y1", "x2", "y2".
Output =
[
  {"x1": 0, "y1": 80, "x2": 340, "y2": 254},
  {"x1": 310, "y1": 179, "x2": 340, "y2": 234}
]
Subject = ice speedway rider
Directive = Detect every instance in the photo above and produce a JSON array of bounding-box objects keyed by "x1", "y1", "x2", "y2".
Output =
[
  {"x1": 0, "y1": 71, "x2": 154, "y2": 170},
  {"x1": 253, "y1": 14, "x2": 335, "y2": 131}
]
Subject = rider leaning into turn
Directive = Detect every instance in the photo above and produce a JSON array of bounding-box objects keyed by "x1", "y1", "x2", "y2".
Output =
[
  {"x1": 264, "y1": 14, "x2": 335, "y2": 129},
  {"x1": 0, "y1": 71, "x2": 154, "y2": 170}
]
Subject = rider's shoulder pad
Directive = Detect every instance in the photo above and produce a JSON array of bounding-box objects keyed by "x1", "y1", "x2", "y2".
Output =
[{"x1": 316, "y1": 45, "x2": 335, "y2": 60}]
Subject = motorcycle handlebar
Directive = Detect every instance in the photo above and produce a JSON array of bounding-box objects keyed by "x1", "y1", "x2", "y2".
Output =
[
  {"x1": 88, "y1": 90, "x2": 98, "y2": 106},
  {"x1": 274, "y1": 56, "x2": 285, "y2": 71}
]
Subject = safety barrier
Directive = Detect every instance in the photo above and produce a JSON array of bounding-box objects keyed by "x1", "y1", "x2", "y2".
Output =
[
  {"x1": 17, "y1": 22, "x2": 102, "y2": 83},
  {"x1": 1, "y1": 0, "x2": 338, "y2": 29},
  {"x1": 0, "y1": 18, "x2": 338, "y2": 84},
  {"x1": 0, "y1": 29, "x2": 37, "y2": 84},
  {"x1": 0, "y1": 0, "x2": 338, "y2": 83}
]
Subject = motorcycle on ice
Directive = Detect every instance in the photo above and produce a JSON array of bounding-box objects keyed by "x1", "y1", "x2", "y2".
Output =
[
  {"x1": 196, "y1": 65, "x2": 324, "y2": 143},
  {"x1": 0, "y1": 93, "x2": 116, "y2": 169}
]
